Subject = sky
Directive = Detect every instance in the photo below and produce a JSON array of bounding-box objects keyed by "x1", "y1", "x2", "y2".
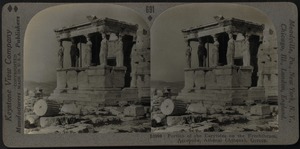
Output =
[
  {"x1": 24, "y1": 4, "x2": 148, "y2": 83},
  {"x1": 151, "y1": 3, "x2": 276, "y2": 82}
]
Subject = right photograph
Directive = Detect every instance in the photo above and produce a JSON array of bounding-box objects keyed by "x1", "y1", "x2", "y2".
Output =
[{"x1": 151, "y1": 3, "x2": 278, "y2": 132}]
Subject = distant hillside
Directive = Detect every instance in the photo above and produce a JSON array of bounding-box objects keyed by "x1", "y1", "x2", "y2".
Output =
[
  {"x1": 151, "y1": 80, "x2": 184, "y2": 95},
  {"x1": 24, "y1": 81, "x2": 56, "y2": 96}
]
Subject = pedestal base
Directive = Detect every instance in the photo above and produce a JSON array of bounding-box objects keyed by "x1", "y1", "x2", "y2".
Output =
[
  {"x1": 177, "y1": 88, "x2": 248, "y2": 106},
  {"x1": 49, "y1": 88, "x2": 122, "y2": 106},
  {"x1": 248, "y1": 87, "x2": 266, "y2": 102}
]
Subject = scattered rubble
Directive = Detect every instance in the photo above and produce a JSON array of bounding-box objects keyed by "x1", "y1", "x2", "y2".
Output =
[
  {"x1": 24, "y1": 88, "x2": 151, "y2": 134},
  {"x1": 151, "y1": 88, "x2": 278, "y2": 132}
]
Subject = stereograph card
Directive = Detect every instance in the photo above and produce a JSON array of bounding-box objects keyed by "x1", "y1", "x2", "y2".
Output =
[{"x1": 1, "y1": 1, "x2": 298, "y2": 147}]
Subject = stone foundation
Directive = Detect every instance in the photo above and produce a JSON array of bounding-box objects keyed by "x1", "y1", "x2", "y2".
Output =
[{"x1": 49, "y1": 66, "x2": 129, "y2": 105}]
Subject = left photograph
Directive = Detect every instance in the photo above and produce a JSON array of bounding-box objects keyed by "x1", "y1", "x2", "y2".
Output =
[{"x1": 24, "y1": 4, "x2": 150, "y2": 134}]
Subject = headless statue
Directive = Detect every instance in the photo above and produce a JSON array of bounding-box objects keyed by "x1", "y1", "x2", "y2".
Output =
[
  {"x1": 85, "y1": 37, "x2": 92, "y2": 67},
  {"x1": 185, "y1": 42, "x2": 192, "y2": 68},
  {"x1": 116, "y1": 36, "x2": 124, "y2": 67},
  {"x1": 99, "y1": 33, "x2": 108, "y2": 66},
  {"x1": 210, "y1": 36, "x2": 219, "y2": 67},
  {"x1": 197, "y1": 40, "x2": 207, "y2": 67},
  {"x1": 226, "y1": 33, "x2": 235, "y2": 66},
  {"x1": 70, "y1": 43, "x2": 79, "y2": 67},
  {"x1": 243, "y1": 35, "x2": 250, "y2": 66},
  {"x1": 58, "y1": 43, "x2": 64, "y2": 68},
  {"x1": 257, "y1": 37, "x2": 265, "y2": 87}
]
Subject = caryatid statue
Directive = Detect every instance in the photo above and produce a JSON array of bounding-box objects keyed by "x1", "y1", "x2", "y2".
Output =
[
  {"x1": 210, "y1": 35, "x2": 219, "y2": 67},
  {"x1": 70, "y1": 40, "x2": 79, "y2": 67},
  {"x1": 58, "y1": 41, "x2": 64, "y2": 68},
  {"x1": 197, "y1": 39, "x2": 207, "y2": 67},
  {"x1": 85, "y1": 35, "x2": 92, "y2": 67},
  {"x1": 130, "y1": 41, "x2": 139, "y2": 87},
  {"x1": 99, "y1": 33, "x2": 108, "y2": 66},
  {"x1": 185, "y1": 41, "x2": 192, "y2": 68},
  {"x1": 226, "y1": 33, "x2": 235, "y2": 66},
  {"x1": 242, "y1": 34, "x2": 251, "y2": 66},
  {"x1": 116, "y1": 34, "x2": 124, "y2": 67},
  {"x1": 257, "y1": 35, "x2": 265, "y2": 87}
]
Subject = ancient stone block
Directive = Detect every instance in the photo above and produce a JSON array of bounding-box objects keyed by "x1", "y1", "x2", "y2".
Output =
[
  {"x1": 136, "y1": 62, "x2": 150, "y2": 75},
  {"x1": 187, "y1": 103, "x2": 207, "y2": 114},
  {"x1": 250, "y1": 105, "x2": 271, "y2": 116},
  {"x1": 144, "y1": 75, "x2": 150, "y2": 87},
  {"x1": 194, "y1": 70, "x2": 205, "y2": 89},
  {"x1": 205, "y1": 71, "x2": 217, "y2": 89},
  {"x1": 238, "y1": 66, "x2": 253, "y2": 87},
  {"x1": 88, "y1": 75, "x2": 113, "y2": 88},
  {"x1": 208, "y1": 105, "x2": 224, "y2": 114},
  {"x1": 184, "y1": 70, "x2": 195, "y2": 90},
  {"x1": 216, "y1": 75, "x2": 237, "y2": 88},
  {"x1": 67, "y1": 70, "x2": 78, "y2": 89},
  {"x1": 264, "y1": 86, "x2": 278, "y2": 97},
  {"x1": 104, "y1": 107, "x2": 124, "y2": 116},
  {"x1": 90, "y1": 90, "x2": 121, "y2": 105},
  {"x1": 77, "y1": 71, "x2": 89, "y2": 89},
  {"x1": 121, "y1": 88, "x2": 139, "y2": 101},
  {"x1": 57, "y1": 71, "x2": 67, "y2": 89},
  {"x1": 214, "y1": 66, "x2": 234, "y2": 75},
  {"x1": 248, "y1": 87, "x2": 265, "y2": 102},
  {"x1": 112, "y1": 67, "x2": 126, "y2": 88},
  {"x1": 124, "y1": 105, "x2": 145, "y2": 117},
  {"x1": 61, "y1": 102, "x2": 81, "y2": 115},
  {"x1": 137, "y1": 75, "x2": 145, "y2": 88},
  {"x1": 232, "y1": 98, "x2": 245, "y2": 105},
  {"x1": 138, "y1": 50, "x2": 150, "y2": 62},
  {"x1": 86, "y1": 66, "x2": 112, "y2": 76},
  {"x1": 264, "y1": 74, "x2": 278, "y2": 87},
  {"x1": 138, "y1": 87, "x2": 150, "y2": 99},
  {"x1": 25, "y1": 115, "x2": 39, "y2": 126}
]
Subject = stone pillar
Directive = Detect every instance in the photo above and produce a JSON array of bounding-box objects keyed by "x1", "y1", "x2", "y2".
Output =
[
  {"x1": 197, "y1": 38, "x2": 207, "y2": 67},
  {"x1": 210, "y1": 35, "x2": 219, "y2": 67},
  {"x1": 116, "y1": 34, "x2": 124, "y2": 67},
  {"x1": 243, "y1": 34, "x2": 251, "y2": 66},
  {"x1": 257, "y1": 35, "x2": 265, "y2": 87},
  {"x1": 99, "y1": 33, "x2": 108, "y2": 66},
  {"x1": 57, "y1": 41, "x2": 64, "y2": 68},
  {"x1": 226, "y1": 32, "x2": 235, "y2": 66},
  {"x1": 70, "y1": 39, "x2": 79, "y2": 67},
  {"x1": 84, "y1": 35, "x2": 92, "y2": 67},
  {"x1": 185, "y1": 40, "x2": 192, "y2": 68}
]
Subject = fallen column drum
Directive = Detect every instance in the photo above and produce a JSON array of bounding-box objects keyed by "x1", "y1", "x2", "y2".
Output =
[
  {"x1": 160, "y1": 99, "x2": 187, "y2": 116},
  {"x1": 33, "y1": 99, "x2": 60, "y2": 117}
]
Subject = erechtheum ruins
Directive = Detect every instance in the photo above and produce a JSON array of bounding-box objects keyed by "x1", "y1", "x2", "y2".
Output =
[
  {"x1": 177, "y1": 16, "x2": 277, "y2": 104},
  {"x1": 50, "y1": 16, "x2": 150, "y2": 105},
  {"x1": 151, "y1": 16, "x2": 278, "y2": 132},
  {"x1": 24, "y1": 16, "x2": 151, "y2": 134}
]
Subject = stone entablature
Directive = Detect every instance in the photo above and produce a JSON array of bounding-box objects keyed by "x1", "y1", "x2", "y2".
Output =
[
  {"x1": 182, "y1": 17, "x2": 264, "y2": 40},
  {"x1": 54, "y1": 17, "x2": 138, "y2": 40}
]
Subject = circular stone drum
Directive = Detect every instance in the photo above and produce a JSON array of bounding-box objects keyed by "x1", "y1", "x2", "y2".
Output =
[
  {"x1": 160, "y1": 99, "x2": 187, "y2": 116},
  {"x1": 33, "y1": 99, "x2": 60, "y2": 117}
]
